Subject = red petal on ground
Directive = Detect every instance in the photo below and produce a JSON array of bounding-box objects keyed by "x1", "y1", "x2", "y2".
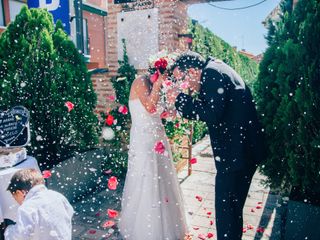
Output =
[
  {"x1": 195, "y1": 195, "x2": 203, "y2": 202},
  {"x1": 193, "y1": 227, "x2": 200, "y2": 230},
  {"x1": 257, "y1": 227, "x2": 265, "y2": 233},
  {"x1": 251, "y1": 208, "x2": 255, "y2": 212},
  {"x1": 207, "y1": 211, "x2": 212, "y2": 215},
  {"x1": 257, "y1": 201, "x2": 263, "y2": 204},
  {"x1": 107, "y1": 209, "x2": 119, "y2": 218},
  {"x1": 210, "y1": 220, "x2": 214, "y2": 226},
  {"x1": 88, "y1": 229, "x2": 96, "y2": 234},
  {"x1": 102, "y1": 220, "x2": 115, "y2": 228},
  {"x1": 108, "y1": 176, "x2": 118, "y2": 190},
  {"x1": 207, "y1": 232, "x2": 214, "y2": 238},
  {"x1": 198, "y1": 234, "x2": 206, "y2": 240},
  {"x1": 256, "y1": 205, "x2": 262, "y2": 209},
  {"x1": 189, "y1": 158, "x2": 197, "y2": 164},
  {"x1": 243, "y1": 228, "x2": 247, "y2": 233},
  {"x1": 247, "y1": 224, "x2": 254, "y2": 230}
]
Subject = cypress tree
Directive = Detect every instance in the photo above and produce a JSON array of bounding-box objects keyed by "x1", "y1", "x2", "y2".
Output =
[{"x1": 0, "y1": 7, "x2": 99, "y2": 168}]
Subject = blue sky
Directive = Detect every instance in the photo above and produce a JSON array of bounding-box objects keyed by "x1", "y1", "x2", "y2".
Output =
[{"x1": 188, "y1": 0, "x2": 282, "y2": 55}]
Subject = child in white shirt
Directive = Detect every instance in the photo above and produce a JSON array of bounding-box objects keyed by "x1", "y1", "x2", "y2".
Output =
[{"x1": 4, "y1": 168, "x2": 74, "y2": 240}]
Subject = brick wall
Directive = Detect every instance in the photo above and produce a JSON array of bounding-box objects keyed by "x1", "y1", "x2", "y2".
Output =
[{"x1": 94, "y1": 0, "x2": 190, "y2": 113}]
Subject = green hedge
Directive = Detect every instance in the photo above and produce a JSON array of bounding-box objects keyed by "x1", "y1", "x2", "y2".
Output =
[
  {"x1": 188, "y1": 20, "x2": 260, "y2": 142},
  {"x1": 0, "y1": 7, "x2": 99, "y2": 168},
  {"x1": 254, "y1": 0, "x2": 320, "y2": 199}
]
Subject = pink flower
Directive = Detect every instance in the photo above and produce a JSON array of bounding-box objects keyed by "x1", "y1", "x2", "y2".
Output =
[
  {"x1": 150, "y1": 71, "x2": 159, "y2": 83},
  {"x1": 104, "y1": 169, "x2": 112, "y2": 174},
  {"x1": 180, "y1": 81, "x2": 189, "y2": 90},
  {"x1": 107, "y1": 95, "x2": 116, "y2": 102},
  {"x1": 65, "y1": 101, "x2": 74, "y2": 112},
  {"x1": 108, "y1": 176, "x2": 118, "y2": 190},
  {"x1": 154, "y1": 141, "x2": 165, "y2": 154},
  {"x1": 42, "y1": 170, "x2": 52, "y2": 179},
  {"x1": 102, "y1": 220, "x2": 115, "y2": 228},
  {"x1": 175, "y1": 122, "x2": 180, "y2": 128},
  {"x1": 118, "y1": 105, "x2": 128, "y2": 115},
  {"x1": 160, "y1": 111, "x2": 170, "y2": 119},
  {"x1": 107, "y1": 209, "x2": 119, "y2": 218},
  {"x1": 189, "y1": 157, "x2": 197, "y2": 164}
]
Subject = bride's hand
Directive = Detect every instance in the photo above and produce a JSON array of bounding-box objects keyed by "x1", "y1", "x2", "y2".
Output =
[{"x1": 153, "y1": 71, "x2": 167, "y2": 89}]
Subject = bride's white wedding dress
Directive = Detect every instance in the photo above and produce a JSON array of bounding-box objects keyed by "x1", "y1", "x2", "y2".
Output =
[{"x1": 118, "y1": 98, "x2": 188, "y2": 240}]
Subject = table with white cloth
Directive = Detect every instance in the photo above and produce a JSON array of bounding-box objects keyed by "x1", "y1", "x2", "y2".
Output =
[{"x1": 0, "y1": 156, "x2": 40, "y2": 223}]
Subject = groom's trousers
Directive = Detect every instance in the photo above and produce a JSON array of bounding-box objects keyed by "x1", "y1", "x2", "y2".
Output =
[{"x1": 215, "y1": 167, "x2": 256, "y2": 240}]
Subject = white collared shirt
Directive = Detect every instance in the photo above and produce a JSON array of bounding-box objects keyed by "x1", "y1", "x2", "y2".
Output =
[{"x1": 5, "y1": 185, "x2": 74, "y2": 240}]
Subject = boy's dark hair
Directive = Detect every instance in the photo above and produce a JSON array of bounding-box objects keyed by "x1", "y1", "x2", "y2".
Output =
[
  {"x1": 7, "y1": 168, "x2": 45, "y2": 194},
  {"x1": 171, "y1": 51, "x2": 206, "y2": 71}
]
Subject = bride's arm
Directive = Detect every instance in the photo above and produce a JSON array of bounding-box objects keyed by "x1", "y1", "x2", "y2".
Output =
[{"x1": 134, "y1": 76, "x2": 163, "y2": 113}]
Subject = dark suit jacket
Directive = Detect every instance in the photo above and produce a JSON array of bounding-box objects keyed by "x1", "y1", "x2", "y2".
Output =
[{"x1": 175, "y1": 58, "x2": 266, "y2": 173}]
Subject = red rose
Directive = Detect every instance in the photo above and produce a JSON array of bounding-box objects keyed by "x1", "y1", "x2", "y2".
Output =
[
  {"x1": 105, "y1": 115, "x2": 114, "y2": 126},
  {"x1": 154, "y1": 58, "x2": 168, "y2": 71}
]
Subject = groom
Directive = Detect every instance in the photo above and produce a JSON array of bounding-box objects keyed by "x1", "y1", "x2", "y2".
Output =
[{"x1": 167, "y1": 51, "x2": 266, "y2": 240}]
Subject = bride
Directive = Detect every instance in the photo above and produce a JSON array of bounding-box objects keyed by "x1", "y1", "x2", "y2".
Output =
[{"x1": 118, "y1": 65, "x2": 188, "y2": 239}]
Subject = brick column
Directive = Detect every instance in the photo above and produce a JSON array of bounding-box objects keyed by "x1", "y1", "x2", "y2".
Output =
[{"x1": 93, "y1": 0, "x2": 190, "y2": 113}]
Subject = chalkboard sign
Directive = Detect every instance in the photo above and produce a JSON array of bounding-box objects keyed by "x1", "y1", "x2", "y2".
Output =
[{"x1": 0, "y1": 106, "x2": 30, "y2": 148}]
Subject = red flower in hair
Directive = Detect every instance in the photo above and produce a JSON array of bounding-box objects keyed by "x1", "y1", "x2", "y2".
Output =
[{"x1": 154, "y1": 58, "x2": 168, "y2": 71}]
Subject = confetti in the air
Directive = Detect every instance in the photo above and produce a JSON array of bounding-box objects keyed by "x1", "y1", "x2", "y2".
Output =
[
  {"x1": 108, "y1": 176, "x2": 118, "y2": 190},
  {"x1": 154, "y1": 141, "x2": 165, "y2": 154},
  {"x1": 65, "y1": 101, "x2": 74, "y2": 112},
  {"x1": 42, "y1": 170, "x2": 52, "y2": 179}
]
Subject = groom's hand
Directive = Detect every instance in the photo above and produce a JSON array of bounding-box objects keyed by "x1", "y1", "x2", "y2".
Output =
[{"x1": 167, "y1": 87, "x2": 181, "y2": 106}]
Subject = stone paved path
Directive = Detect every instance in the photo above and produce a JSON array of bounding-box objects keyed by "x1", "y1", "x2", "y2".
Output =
[{"x1": 71, "y1": 136, "x2": 282, "y2": 240}]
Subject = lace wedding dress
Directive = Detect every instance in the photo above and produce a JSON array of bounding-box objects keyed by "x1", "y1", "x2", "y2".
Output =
[{"x1": 118, "y1": 98, "x2": 188, "y2": 240}]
